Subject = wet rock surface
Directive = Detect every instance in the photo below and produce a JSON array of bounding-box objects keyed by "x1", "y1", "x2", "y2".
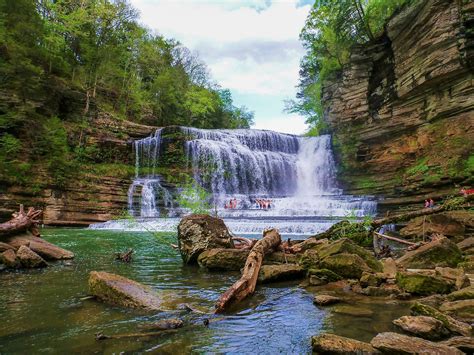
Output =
[
  {"x1": 177, "y1": 214, "x2": 234, "y2": 264},
  {"x1": 312, "y1": 333, "x2": 377, "y2": 354},
  {"x1": 258, "y1": 264, "x2": 304, "y2": 283},
  {"x1": 16, "y1": 246, "x2": 47, "y2": 268},
  {"x1": 370, "y1": 332, "x2": 463, "y2": 354},
  {"x1": 88, "y1": 271, "x2": 162, "y2": 310},
  {"x1": 392, "y1": 315, "x2": 449, "y2": 340},
  {"x1": 313, "y1": 295, "x2": 342, "y2": 306}
]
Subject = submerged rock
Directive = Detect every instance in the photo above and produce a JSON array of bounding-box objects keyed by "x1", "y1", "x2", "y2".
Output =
[
  {"x1": 88, "y1": 271, "x2": 162, "y2": 310},
  {"x1": 411, "y1": 302, "x2": 472, "y2": 337},
  {"x1": 197, "y1": 248, "x2": 248, "y2": 271},
  {"x1": 396, "y1": 237, "x2": 463, "y2": 269},
  {"x1": 333, "y1": 305, "x2": 373, "y2": 317},
  {"x1": 392, "y1": 315, "x2": 449, "y2": 340},
  {"x1": 0, "y1": 249, "x2": 20, "y2": 268},
  {"x1": 138, "y1": 318, "x2": 184, "y2": 331},
  {"x1": 177, "y1": 214, "x2": 234, "y2": 264},
  {"x1": 370, "y1": 332, "x2": 462, "y2": 354},
  {"x1": 16, "y1": 246, "x2": 47, "y2": 268},
  {"x1": 396, "y1": 272, "x2": 454, "y2": 295},
  {"x1": 313, "y1": 295, "x2": 342, "y2": 306},
  {"x1": 258, "y1": 264, "x2": 304, "y2": 283},
  {"x1": 311, "y1": 333, "x2": 376, "y2": 354}
]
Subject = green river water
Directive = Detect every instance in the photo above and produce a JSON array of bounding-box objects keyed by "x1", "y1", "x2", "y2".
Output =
[{"x1": 0, "y1": 229, "x2": 411, "y2": 354}]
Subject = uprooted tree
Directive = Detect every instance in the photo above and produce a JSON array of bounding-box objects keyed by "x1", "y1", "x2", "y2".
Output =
[{"x1": 0, "y1": 205, "x2": 42, "y2": 239}]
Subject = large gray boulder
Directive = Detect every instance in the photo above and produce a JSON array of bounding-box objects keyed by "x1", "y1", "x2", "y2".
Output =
[
  {"x1": 89, "y1": 271, "x2": 162, "y2": 310},
  {"x1": 177, "y1": 214, "x2": 234, "y2": 264}
]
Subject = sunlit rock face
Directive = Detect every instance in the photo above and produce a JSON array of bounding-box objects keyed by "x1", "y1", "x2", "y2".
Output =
[{"x1": 322, "y1": 0, "x2": 474, "y2": 211}]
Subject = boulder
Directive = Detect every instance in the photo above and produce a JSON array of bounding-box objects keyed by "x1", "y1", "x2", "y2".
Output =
[
  {"x1": 320, "y1": 253, "x2": 372, "y2": 279},
  {"x1": 197, "y1": 248, "x2": 248, "y2": 271},
  {"x1": 16, "y1": 246, "x2": 47, "y2": 268},
  {"x1": 457, "y1": 237, "x2": 474, "y2": 252},
  {"x1": 6, "y1": 235, "x2": 74, "y2": 260},
  {"x1": 439, "y1": 300, "x2": 474, "y2": 322},
  {"x1": 381, "y1": 257, "x2": 397, "y2": 278},
  {"x1": 309, "y1": 275, "x2": 327, "y2": 286},
  {"x1": 313, "y1": 295, "x2": 342, "y2": 306},
  {"x1": 396, "y1": 237, "x2": 463, "y2": 269},
  {"x1": 417, "y1": 294, "x2": 447, "y2": 308},
  {"x1": 396, "y1": 272, "x2": 454, "y2": 295},
  {"x1": 392, "y1": 315, "x2": 449, "y2": 340},
  {"x1": 439, "y1": 336, "x2": 474, "y2": 353},
  {"x1": 360, "y1": 272, "x2": 385, "y2": 287},
  {"x1": 0, "y1": 249, "x2": 20, "y2": 268},
  {"x1": 264, "y1": 252, "x2": 299, "y2": 265},
  {"x1": 317, "y1": 238, "x2": 382, "y2": 272},
  {"x1": 28, "y1": 239, "x2": 74, "y2": 260},
  {"x1": 447, "y1": 285, "x2": 474, "y2": 301},
  {"x1": 299, "y1": 249, "x2": 319, "y2": 270},
  {"x1": 88, "y1": 271, "x2": 162, "y2": 310},
  {"x1": 434, "y1": 267, "x2": 470, "y2": 290},
  {"x1": 0, "y1": 242, "x2": 14, "y2": 252},
  {"x1": 177, "y1": 214, "x2": 234, "y2": 264},
  {"x1": 258, "y1": 264, "x2": 304, "y2": 283},
  {"x1": 370, "y1": 332, "x2": 462, "y2": 354},
  {"x1": 362, "y1": 285, "x2": 400, "y2": 297},
  {"x1": 311, "y1": 333, "x2": 377, "y2": 354},
  {"x1": 411, "y1": 302, "x2": 472, "y2": 337},
  {"x1": 308, "y1": 268, "x2": 343, "y2": 282},
  {"x1": 400, "y1": 214, "x2": 465, "y2": 238}
]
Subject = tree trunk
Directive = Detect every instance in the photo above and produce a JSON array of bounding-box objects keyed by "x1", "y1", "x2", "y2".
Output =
[
  {"x1": 215, "y1": 229, "x2": 281, "y2": 314},
  {"x1": 0, "y1": 205, "x2": 42, "y2": 239}
]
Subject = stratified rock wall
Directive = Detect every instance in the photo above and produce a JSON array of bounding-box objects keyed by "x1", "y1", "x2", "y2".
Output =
[{"x1": 323, "y1": 0, "x2": 474, "y2": 211}]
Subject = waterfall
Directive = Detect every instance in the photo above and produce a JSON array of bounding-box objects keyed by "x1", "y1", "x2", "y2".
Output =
[{"x1": 93, "y1": 126, "x2": 377, "y2": 235}]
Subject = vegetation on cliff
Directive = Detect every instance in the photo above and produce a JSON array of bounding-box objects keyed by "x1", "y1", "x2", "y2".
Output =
[
  {"x1": 0, "y1": 0, "x2": 253, "y2": 187},
  {"x1": 287, "y1": 0, "x2": 412, "y2": 135}
]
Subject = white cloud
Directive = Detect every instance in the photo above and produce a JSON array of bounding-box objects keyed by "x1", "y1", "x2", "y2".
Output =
[
  {"x1": 129, "y1": 0, "x2": 311, "y2": 134},
  {"x1": 254, "y1": 113, "x2": 307, "y2": 135}
]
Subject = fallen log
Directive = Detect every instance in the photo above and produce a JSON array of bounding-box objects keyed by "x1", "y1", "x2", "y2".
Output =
[
  {"x1": 115, "y1": 249, "x2": 133, "y2": 262},
  {"x1": 0, "y1": 205, "x2": 42, "y2": 238},
  {"x1": 215, "y1": 228, "x2": 281, "y2": 314},
  {"x1": 373, "y1": 231, "x2": 416, "y2": 246}
]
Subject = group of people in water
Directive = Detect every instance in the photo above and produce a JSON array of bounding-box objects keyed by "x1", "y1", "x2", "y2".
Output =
[
  {"x1": 223, "y1": 197, "x2": 273, "y2": 209},
  {"x1": 255, "y1": 199, "x2": 272, "y2": 209}
]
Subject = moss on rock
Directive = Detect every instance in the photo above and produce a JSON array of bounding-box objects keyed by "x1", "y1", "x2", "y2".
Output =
[{"x1": 396, "y1": 272, "x2": 454, "y2": 295}]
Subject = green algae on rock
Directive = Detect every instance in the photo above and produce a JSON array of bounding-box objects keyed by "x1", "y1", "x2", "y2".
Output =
[{"x1": 396, "y1": 272, "x2": 454, "y2": 295}]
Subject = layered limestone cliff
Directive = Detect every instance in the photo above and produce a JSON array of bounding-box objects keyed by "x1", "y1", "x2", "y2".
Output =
[
  {"x1": 323, "y1": 0, "x2": 474, "y2": 211},
  {"x1": 0, "y1": 114, "x2": 157, "y2": 226}
]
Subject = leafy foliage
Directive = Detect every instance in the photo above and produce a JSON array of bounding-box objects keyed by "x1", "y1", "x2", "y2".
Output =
[
  {"x1": 0, "y1": 0, "x2": 254, "y2": 187},
  {"x1": 288, "y1": 0, "x2": 413, "y2": 135},
  {"x1": 177, "y1": 178, "x2": 211, "y2": 215}
]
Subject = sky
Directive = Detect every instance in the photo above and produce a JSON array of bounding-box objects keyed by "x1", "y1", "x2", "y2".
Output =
[{"x1": 129, "y1": 0, "x2": 313, "y2": 135}]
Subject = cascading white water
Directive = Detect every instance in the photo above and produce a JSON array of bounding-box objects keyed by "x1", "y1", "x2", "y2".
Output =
[{"x1": 91, "y1": 126, "x2": 377, "y2": 235}]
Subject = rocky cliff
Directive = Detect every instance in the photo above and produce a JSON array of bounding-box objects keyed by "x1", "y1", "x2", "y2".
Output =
[
  {"x1": 323, "y1": 0, "x2": 474, "y2": 211},
  {"x1": 0, "y1": 112, "x2": 157, "y2": 226}
]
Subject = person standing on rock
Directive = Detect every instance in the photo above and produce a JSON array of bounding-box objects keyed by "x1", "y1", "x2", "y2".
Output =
[
  {"x1": 424, "y1": 199, "x2": 430, "y2": 208},
  {"x1": 429, "y1": 198, "x2": 434, "y2": 208}
]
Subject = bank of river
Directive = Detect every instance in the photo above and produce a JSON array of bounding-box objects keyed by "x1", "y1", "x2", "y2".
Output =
[{"x1": 0, "y1": 229, "x2": 410, "y2": 353}]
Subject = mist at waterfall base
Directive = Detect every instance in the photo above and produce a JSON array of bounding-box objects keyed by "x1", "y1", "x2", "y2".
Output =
[{"x1": 90, "y1": 127, "x2": 376, "y2": 235}]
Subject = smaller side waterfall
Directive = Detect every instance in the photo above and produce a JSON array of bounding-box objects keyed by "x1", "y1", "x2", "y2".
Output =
[{"x1": 134, "y1": 128, "x2": 163, "y2": 177}]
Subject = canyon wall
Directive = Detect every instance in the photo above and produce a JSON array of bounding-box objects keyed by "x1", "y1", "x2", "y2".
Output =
[{"x1": 323, "y1": 0, "x2": 474, "y2": 211}]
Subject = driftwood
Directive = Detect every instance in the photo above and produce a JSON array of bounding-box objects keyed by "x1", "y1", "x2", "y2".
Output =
[
  {"x1": 373, "y1": 231, "x2": 416, "y2": 246},
  {"x1": 215, "y1": 229, "x2": 281, "y2": 314},
  {"x1": 115, "y1": 249, "x2": 133, "y2": 262},
  {"x1": 0, "y1": 205, "x2": 42, "y2": 238},
  {"x1": 232, "y1": 236, "x2": 256, "y2": 250}
]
